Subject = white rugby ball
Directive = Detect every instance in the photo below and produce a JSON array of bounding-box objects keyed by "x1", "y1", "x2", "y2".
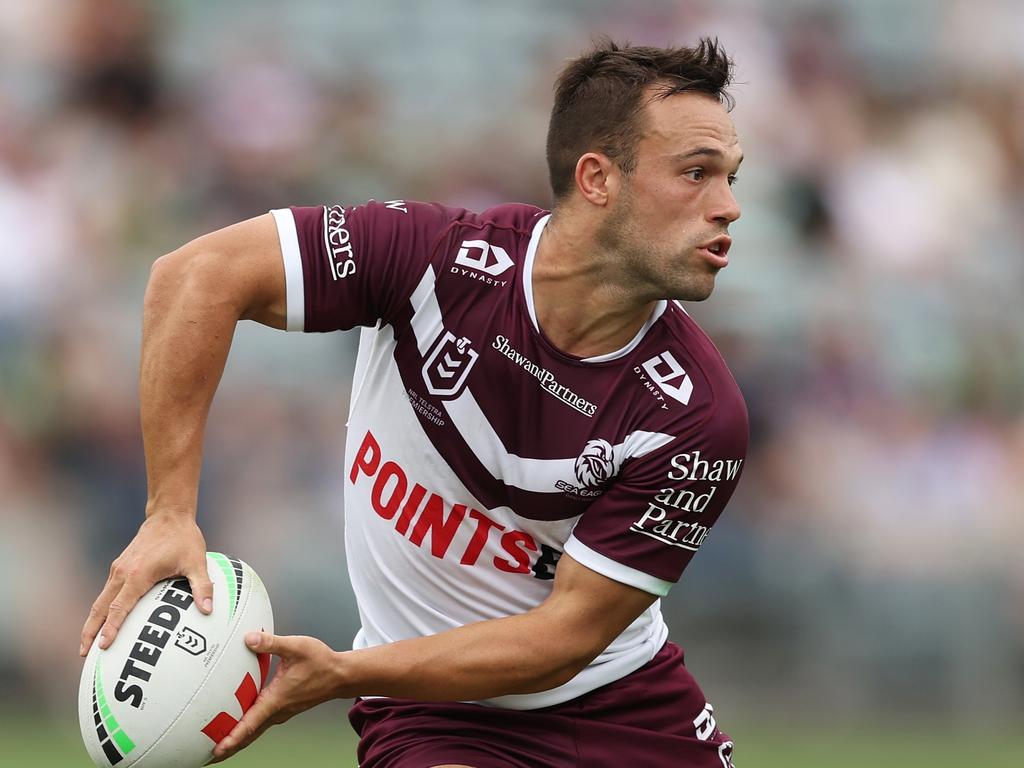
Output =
[{"x1": 78, "y1": 552, "x2": 274, "y2": 768}]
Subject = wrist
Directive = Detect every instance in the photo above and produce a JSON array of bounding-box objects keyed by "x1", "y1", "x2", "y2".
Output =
[
  {"x1": 331, "y1": 650, "x2": 358, "y2": 699},
  {"x1": 144, "y1": 496, "x2": 198, "y2": 519}
]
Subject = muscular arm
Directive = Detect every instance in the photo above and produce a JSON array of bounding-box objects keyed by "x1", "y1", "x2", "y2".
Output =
[
  {"x1": 337, "y1": 552, "x2": 657, "y2": 699},
  {"x1": 140, "y1": 214, "x2": 286, "y2": 514},
  {"x1": 215, "y1": 552, "x2": 658, "y2": 760},
  {"x1": 81, "y1": 213, "x2": 287, "y2": 653}
]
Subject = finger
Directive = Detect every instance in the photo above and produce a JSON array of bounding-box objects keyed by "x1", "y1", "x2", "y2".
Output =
[
  {"x1": 80, "y1": 578, "x2": 122, "y2": 656},
  {"x1": 97, "y1": 577, "x2": 151, "y2": 650},
  {"x1": 245, "y1": 631, "x2": 292, "y2": 657},
  {"x1": 187, "y1": 558, "x2": 215, "y2": 615},
  {"x1": 212, "y1": 692, "x2": 278, "y2": 760}
]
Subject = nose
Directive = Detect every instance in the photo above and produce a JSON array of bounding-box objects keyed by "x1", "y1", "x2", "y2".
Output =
[{"x1": 708, "y1": 181, "x2": 741, "y2": 225}]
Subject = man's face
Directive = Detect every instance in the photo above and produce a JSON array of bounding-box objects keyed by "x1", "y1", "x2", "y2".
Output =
[{"x1": 596, "y1": 90, "x2": 743, "y2": 302}]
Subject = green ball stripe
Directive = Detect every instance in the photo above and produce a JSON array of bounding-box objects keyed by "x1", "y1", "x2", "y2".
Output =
[{"x1": 209, "y1": 552, "x2": 239, "y2": 619}]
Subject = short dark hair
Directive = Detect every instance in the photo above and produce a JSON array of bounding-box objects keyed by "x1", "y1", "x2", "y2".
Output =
[{"x1": 546, "y1": 37, "x2": 735, "y2": 203}]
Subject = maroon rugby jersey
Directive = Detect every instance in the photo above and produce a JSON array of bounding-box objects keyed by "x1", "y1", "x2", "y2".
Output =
[{"x1": 270, "y1": 200, "x2": 748, "y2": 709}]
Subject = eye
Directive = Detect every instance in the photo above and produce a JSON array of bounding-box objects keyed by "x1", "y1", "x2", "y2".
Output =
[
  {"x1": 728, "y1": 174, "x2": 738, "y2": 187},
  {"x1": 683, "y1": 168, "x2": 705, "y2": 182}
]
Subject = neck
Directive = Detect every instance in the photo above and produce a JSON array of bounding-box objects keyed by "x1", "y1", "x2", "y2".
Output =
[{"x1": 532, "y1": 210, "x2": 658, "y2": 359}]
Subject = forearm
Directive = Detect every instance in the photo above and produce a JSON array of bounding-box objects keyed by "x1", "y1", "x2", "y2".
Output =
[
  {"x1": 334, "y1": 607, "x2": 595, "y2": 702},
  {"x1": 209, "y1": 556, "x2": 656, "y2": 760},
  {"x1": 140, "y1": 249, "x2": 242, "y2": 515}
]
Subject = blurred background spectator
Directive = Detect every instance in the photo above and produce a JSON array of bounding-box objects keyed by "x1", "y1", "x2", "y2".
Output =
[{"x1": 1, "y1": 0, "x2": 1021, "y2": 736}]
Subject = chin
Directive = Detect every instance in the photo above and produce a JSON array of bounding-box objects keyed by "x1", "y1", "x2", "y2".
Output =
[{"x1": 670, "y1": 278, "x2": 716, "y2": 302}]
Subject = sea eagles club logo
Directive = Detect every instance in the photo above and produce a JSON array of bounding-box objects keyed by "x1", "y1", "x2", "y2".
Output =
[
  {"x1": 556, "y1": 438, "x2": 618, "y2": 499},
  {"x1": 574, "y1": 438, "x2": 616, "y2": 488}
]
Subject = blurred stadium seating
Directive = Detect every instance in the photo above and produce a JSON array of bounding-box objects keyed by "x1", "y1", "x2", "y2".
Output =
[{"x1": 1, "y1": 0, "x2": 1022, "y2": 762}]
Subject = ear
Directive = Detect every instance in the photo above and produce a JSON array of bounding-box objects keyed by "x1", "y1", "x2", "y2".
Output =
[{"x1": 574, "y1": 152, "x2": 619, "y2": 207}]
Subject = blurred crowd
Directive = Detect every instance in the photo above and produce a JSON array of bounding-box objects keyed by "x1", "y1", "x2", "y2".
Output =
[{"x1": 1, "y1": 0, "x2": 1022, "y2": 724}]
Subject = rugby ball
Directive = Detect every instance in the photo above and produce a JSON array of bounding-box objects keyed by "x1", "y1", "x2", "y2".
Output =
[{"x1": 78, "y1": 552, "x2": 274, "y2": 767}]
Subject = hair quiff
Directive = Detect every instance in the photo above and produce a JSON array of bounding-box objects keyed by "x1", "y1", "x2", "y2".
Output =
[{"x1": 545, "y1": 37, "x2": 735, "y2": 203}]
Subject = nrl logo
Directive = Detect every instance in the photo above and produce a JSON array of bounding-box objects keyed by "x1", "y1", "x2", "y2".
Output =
[
  {"x1": 174, "y1": 627, "x2": 207, "y2": 656},
  {"x1": 422, "y1": 330, "x2": 479, "y2": 399},
  {"x1": 574, "y1": 438, "x2": 616, "y2": 488}
]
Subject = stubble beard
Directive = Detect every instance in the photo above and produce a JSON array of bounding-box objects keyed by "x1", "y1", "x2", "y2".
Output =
[{"x1": 595, "y1": 193, "x2": 717, "y2": 303}]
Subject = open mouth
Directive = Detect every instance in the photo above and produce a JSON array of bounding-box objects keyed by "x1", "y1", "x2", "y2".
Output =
[{"x1": 698, "y1": 235, "x2": 731, "y2": 265}]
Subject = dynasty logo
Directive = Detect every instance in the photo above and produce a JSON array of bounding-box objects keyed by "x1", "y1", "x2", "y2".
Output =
[
  {"x1": 635, "y1": 351, "x2": 693, "y2": 409},
  {"x1": 451, "y1": 240, "x2": 514, "y2": 287}
]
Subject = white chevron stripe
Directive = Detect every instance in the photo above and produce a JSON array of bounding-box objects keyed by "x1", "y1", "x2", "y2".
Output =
[{"x1": 407, "y1": 264, "x2": 675, "y2": 493}]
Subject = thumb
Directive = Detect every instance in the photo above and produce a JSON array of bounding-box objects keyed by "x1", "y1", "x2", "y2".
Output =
[
  {"x1": 187, "y1": 560, "x2": 214, "y2": 614},
  {"x1": 245, "y1": 631, "x2": 280, "y2": 654}
]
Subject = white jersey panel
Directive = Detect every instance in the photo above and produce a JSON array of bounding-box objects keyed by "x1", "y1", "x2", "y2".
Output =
[{"x1": 343, "y1": 324, "x2": 669, "y2": 709}]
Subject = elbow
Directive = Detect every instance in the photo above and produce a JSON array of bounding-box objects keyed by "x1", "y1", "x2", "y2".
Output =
[
  {"x1": 150, "y1": 247, "x2": 187, "y2": 275},
  {"x1": 144, "y1": 249, "x2": 189, "y2": 318},
  {"x1": 509, "y1": 600, "x2": 621, "y2": 695},
  {"x1": 145, "y1": 246, "x2": 238, "y2": 317},
  {"x1": 149, "y1": 243, "x2": 222, "y2": 286},
  {"x1": 537, "y1": 663, "x2": 588, "y2": 693},
  {"x1": 147, "y1": 246, "x2": 198, "y2": 297},
  {"x1": 511, "y1": 635, "x2": 605, "y2": 695},
  {"x1": 516, "y1": 654, "x2": 595, "y2": 695},
  {"x1": 545, "y1": 643, "x2": 603, "y2": 690}
]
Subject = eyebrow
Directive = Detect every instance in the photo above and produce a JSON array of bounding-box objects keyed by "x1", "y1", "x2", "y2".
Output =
[{"x1": 673, "y1": 147, "x2": 744, "y2": 166}]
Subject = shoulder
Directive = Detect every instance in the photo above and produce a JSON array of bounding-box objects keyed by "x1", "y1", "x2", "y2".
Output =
[
  {"x1": 351, "y1": 200, "x2": 548, "y2": 248},
  {"x1": 428, "y1": 203, "x2": 549, "y2": 288},
  {"x1": 473, "y1": 202, "x2": 549, "y2": 232},
  {"x1": 630, "y1": 302, "x2": 747, "y2": 449},
  {"x1": 440, "y1": 203, "x2": 549, "y2": 247}
]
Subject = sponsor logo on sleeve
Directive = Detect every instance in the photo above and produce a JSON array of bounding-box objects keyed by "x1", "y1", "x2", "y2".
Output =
[
  {"x1": 451, "y1": 240, "x2": 514, "y2": 287},
  {"x1": 667, "y1": 450, "x2": 744, "y2": 482},
  {"x1": 323, "y1": 205, "x2": 357, "y2": 280},
  {"x1": 422, "y1": 330, "x2": 479, "y2": 398},
  {"x1": 635, "y1": 351, "x2": 693, "y2": 409},
  {"x1": 630, "y1": 503, "x2": 712, "y2": 551},
  {"x1": 629, "y1": 449, "x2": 744, "y2": 550}
]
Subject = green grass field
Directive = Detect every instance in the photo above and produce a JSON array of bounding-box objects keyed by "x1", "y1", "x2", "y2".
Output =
[{"x1": 10, "y1": 708, "x2": 1024, "y2": 767}]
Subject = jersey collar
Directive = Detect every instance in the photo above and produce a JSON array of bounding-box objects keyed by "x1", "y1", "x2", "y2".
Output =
[{"x1": 522, "y1": 214, "x2": 668, "y2": 364}]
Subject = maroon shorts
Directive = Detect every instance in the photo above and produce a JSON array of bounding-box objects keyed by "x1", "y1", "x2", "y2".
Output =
[{"x1": 348, "y1": 642, "x2": 734, "y2": 768}]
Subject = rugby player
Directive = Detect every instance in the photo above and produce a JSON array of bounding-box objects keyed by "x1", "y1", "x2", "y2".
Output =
[{"x1": 81, "y1": 38, "x2": 747, "y2": 767}]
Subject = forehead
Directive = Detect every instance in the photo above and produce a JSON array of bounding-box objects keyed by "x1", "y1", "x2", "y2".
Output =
[{"x1": 639, "y1": 90, "x2": 741, "y2": 160}]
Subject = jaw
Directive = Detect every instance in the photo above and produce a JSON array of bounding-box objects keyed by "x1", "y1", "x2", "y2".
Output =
[
  {"x1": 643, "y1": 245, "x2": 721, "y2": 301},
  {"x1": 669, "y1": 275, "x2": 716, "y2": 302}
]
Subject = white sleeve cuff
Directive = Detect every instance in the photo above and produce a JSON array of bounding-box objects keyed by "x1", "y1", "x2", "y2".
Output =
[
  {"x1": 270, "y1": 208, "x2": 305, "y2": 332},
  {"x1": 563, "y1": 536, "x2": 674, "y2": 597}
]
